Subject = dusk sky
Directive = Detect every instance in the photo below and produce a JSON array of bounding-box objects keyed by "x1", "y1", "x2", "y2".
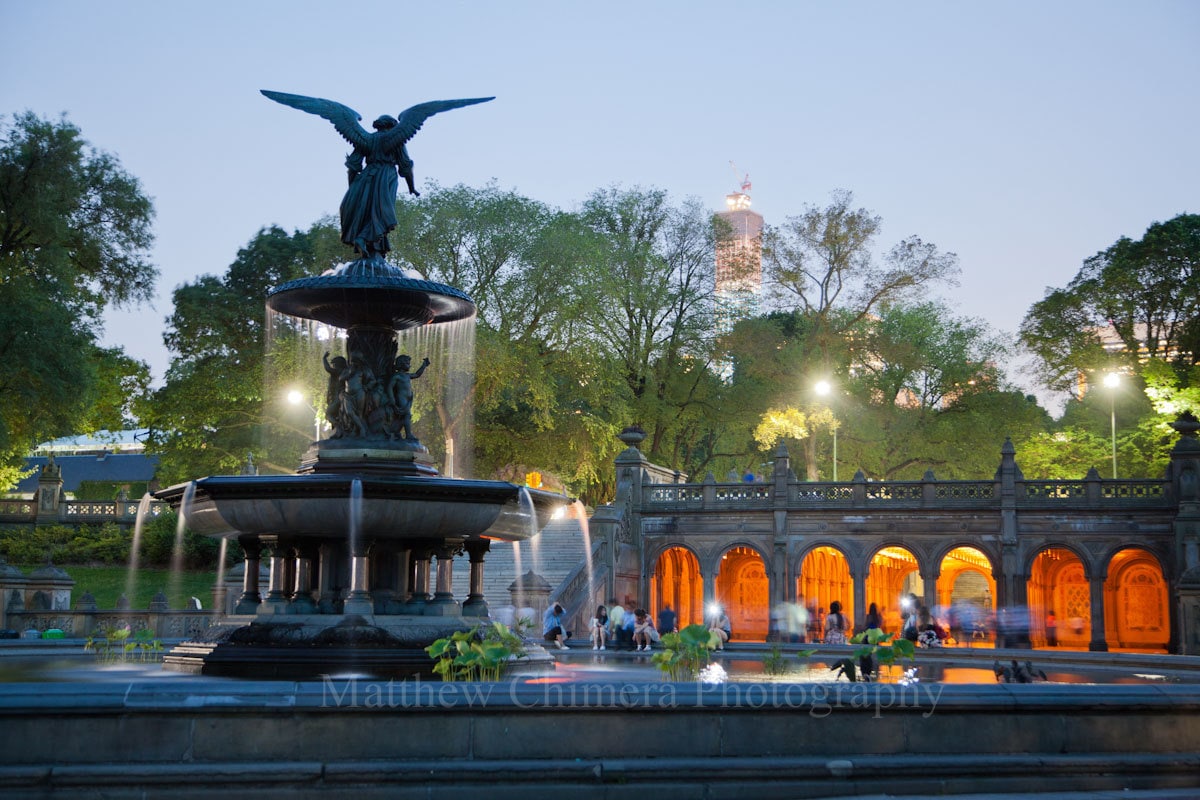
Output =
[{"x1": 3, "y1": 1, "x2": 1197, "y2": 413}]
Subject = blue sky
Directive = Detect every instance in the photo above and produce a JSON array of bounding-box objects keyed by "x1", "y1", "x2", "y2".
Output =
[{"x1": 2, "y1": 1, "x2": 1197, "y2": 411}]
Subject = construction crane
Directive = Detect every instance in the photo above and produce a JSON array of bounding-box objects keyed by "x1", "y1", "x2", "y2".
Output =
[{"x1": 729, "y1": 161, "x2": 752, "y2": 196}]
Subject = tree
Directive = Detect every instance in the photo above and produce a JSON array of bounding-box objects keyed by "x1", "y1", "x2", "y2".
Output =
[
  {"x1": 761, "y1": 189, "x2": 959, "y2": 366},
  {"x1": 0, "y1": 112, "x2": 156, "y2": 488},
  {"x1": 576, "y1": 187, "x2": 724, "y2": 466},
  {"x1": 390, "y1": 184, "x2": 617, "y2": 488},
  {"x1": 1020, "y1": 213, "x2": 1200, "y2": 393},
  {"x1": 727, "y1": 302, "x2": 1042, "y2": 481},
  {"x1": 140, "y1": 224, "x2": 341, "y2": 484}
]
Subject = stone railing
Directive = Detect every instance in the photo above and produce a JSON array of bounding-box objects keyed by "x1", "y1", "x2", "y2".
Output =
[
  {"x1": 6, "y1": 609, "x2": 216, "y2": 640},
  {"x1": 0, "y1": 498, "x2": 169, "y2": 528},
  {"x1": 641, "y1": 476, "x2": 1172, "y2": 512},
  {"x1": 549, "y1": 539, "x2": 609, "y2": 637}
]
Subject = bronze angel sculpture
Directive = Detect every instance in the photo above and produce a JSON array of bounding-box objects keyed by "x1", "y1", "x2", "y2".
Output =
[{"x1": 261, "y1": 90, "x2": 493, "y2": 260}]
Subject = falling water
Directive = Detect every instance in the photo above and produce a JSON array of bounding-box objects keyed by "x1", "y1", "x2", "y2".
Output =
[
  {"x1": 573, "y1": 500, "x2": 593, "y2": 602},
  {"x1": 397, "y1": 315, "x2": 476, "y2": 478},
  {"x1": 511, "y1": 540, "x2": 524, "y2": 609},
  {"x1": 214, "y1": 537, "x2": 229, "y2": 614},
  {"x1": 166, "y1": 481, "x2": 196, "y2": 609},
  {"x1": 518, "y1": 486, "x2": 543, "y2": 578},
  {"x1": 124, "y1": 493, "x2": 155, "y2": 607},
  {"x1": 349, "y1": 477, "x2": 363, "y2": 586}
]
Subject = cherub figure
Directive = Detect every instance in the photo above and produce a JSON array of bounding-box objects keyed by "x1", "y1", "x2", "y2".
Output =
[
  {"x1": 390, "y1": 354, "x2": 431, "y2": 440},
  {"x1": 337, "y1": 351, "x2": 371, "y2": 438},
  {"x1": 322, "y1": 352, "x2": 349, "y2": 436}
]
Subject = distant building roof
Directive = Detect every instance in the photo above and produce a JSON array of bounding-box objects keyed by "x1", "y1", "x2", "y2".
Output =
[
  {"x1": 15, "y1": 453, "x2": 159, "y2": 495},
  {"x1": 33, "y1": 429, "x2": 149, "y2": 455}
]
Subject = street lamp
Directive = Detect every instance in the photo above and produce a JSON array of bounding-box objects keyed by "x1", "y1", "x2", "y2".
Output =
[
  {"x1": 287, "y1": 389, "x2": 322, "y2": 441},
  {"x1": 1103, "y1": 372, "x2": 1119, "y2": 479},
  {"x1": 814, "y1": 380, "x2": 838, "y2": 482}
]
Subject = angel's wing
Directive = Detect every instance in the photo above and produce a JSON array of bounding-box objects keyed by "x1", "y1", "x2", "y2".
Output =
[
  {"x1": 260, "y1": 90, "x2": 370, "y2": 150},
  {"x1": 378, "y1": 97, "x2": 494, "y2": 151}
]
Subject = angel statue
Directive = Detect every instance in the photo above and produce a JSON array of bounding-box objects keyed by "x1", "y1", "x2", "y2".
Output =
[{"x1": 261, "y1": 90, "x2": 493, "y2": 260}]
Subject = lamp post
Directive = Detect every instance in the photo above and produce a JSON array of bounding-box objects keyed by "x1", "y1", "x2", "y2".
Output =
[
  {"x1": 1103, "y1": 373, "x2": 1119, "y2": 479},
  {"x1": 814, "y1": 380, "x2": 838, "y2": 482},
  {"x1": 287, "y1": 389, "x2": 322, "y2": 441}
]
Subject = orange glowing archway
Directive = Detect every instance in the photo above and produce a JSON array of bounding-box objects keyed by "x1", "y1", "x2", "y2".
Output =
[
  {"x1": 1104, "y1": 547, "x2": 1169, "y2": 652},
  {"x1": 714, "y1": 545, "x2": 769, "y2": 641},
  {"x1": 797, "y1": 546, "x2": 853, "y2": 638},
  {"x1": 651, "y1": 546, "x2": 702, "y2": 629},
  {"x1": 866, "y1": 546, "x2": 920, "y2": 632},
  {"x1": 936, "y1": 546, "x2": 996, "y2": 643},
  {"x1": 1028, "y1": 547, "x2": 1089, "y2": 648}
]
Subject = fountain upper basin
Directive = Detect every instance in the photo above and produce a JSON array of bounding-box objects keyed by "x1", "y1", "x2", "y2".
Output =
[{"x1": 155, "y1": 474, "x2": 568, "y2": 543}]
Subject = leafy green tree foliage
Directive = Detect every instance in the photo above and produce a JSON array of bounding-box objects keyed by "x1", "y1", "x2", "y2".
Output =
[
  {"x1": 1021, "y1": 213, "x2": 1200, "y2": 393},
  {"x1": 0, "y1": 112, "x2": 156, "y2": 488},
  {"x1": 390, "y1": 184, "x2": 621, "y2": 494},
  {"x1": 761, "y1": 189, "x2": 958, "y2": 366},
  {"x1": 1014, "y1": 428, "x2": 1111, "y2": 480},
  {"x1": 576, "y1": 187, "x2": 726, "y2": 468},
  {"x1": 728, "y1": 302, "x2": 1044, "y2": 481},
  {"x1": 140, "y1": 224, "x2": 341, "y2": 484}
]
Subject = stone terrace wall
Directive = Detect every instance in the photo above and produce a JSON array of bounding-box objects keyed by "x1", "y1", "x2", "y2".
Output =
[{"x1": 0, "y1": 680, "x2": 1197, "y2": 798}]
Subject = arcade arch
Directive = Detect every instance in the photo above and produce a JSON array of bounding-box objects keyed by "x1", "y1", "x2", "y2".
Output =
[
  {"x1": 714, "y1": 545, "x2": 769, "y2": 641},
  {"x1": 1028, "y1": 547, "x2": 1090, "y2": 648},
  {"x1": 1104, "y1": 547, "x2": 1169, "y2": 652},
  {"x1": 798, "y1": 546, "x2": 853, "y2": 636},
  {"x1": 650, "y1": 546, "x2": 702, "y2": 629},
  {"x1": 865, "y1": 546, "x2": 919, "y2": 632},
  {"x1": 935, "y1": 546, "x2": 996, "y2": 643}
]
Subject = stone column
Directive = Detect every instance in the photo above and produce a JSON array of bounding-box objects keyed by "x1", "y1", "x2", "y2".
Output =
[
  {"x1": 395, "y1": 548, "x2": 411, "y2": 604},
  {"x1": 316, "y1": 543, "x2": 336, "y2": 611},
  {"x1": 1088, "y1": 574, "x2": 1109, "y2": 652},
  {"x1": 852, "y1": 568, "x2": 866, "y2": 632},
  {"x1": 261, "y1": 540, "x2": 290, "y2": 614},
  {"x1": 235, "y1": 536, "x2": 263, "y2": 615},
  {"x1": 426, "y1": 543, "x2": 463, "y2": 615},
  {"x1": 463, "y1": 539, "x2": 491, "y2": 617},
  {"x1": 702, "y1": 567, "x2": 716, "y2": 621},
  {"x1": 405, "y1": 544, "x2": 432, "y2": 614},
  {"x1": 922, "y1": 570, "x2": 939, "y2": 615},
  {"x1": 344, "y1": 538, "x2": 374, "y2": 615},
  {"x1": 289, "y1": 543, "x2": 318, "y2": 614}
]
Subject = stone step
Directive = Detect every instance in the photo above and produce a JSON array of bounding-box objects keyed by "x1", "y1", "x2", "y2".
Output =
[{"x1": 451, "y1": 517, "x2": 591, "y2": 612}]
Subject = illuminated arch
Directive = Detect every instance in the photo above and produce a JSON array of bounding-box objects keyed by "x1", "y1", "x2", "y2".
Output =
[
  {"x1": 865, "y1": 545, "x2": 920, "y2": 632},
  {"x1": 1027, "y1": 546, "x2": 1090, "y2": 648},
  {"x1": 650, "y1": 545, "x2": 702, "y2": 629},
  {"x1": 797, "y1": 545, "x2": 853, "y2": 637},
  {"x1": 936, "y1": 546, "x2": 997, "y2": 643},
  {"x1": 1103, "y1": 547, "x2": 1169, "y2": 652},
  {"x1": 714, "y1": 545, "x2": 769, "y2": 641}
]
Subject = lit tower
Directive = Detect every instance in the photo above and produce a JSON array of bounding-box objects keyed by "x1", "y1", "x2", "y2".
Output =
[{"x1": 714, "y1": 167, "x2": 763, "y2": 375}]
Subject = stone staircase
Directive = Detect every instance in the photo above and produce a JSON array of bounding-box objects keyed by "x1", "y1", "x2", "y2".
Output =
[{"x1": 451, "y1": 517, "x2": 592, "y2": 614}]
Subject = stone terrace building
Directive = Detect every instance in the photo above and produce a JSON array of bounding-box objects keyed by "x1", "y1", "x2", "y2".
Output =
[{"x1": 583, "y1": 418, "x2": 1200, "y2": 655}]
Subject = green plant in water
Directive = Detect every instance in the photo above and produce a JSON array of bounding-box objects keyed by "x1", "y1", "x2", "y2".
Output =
[
  {"x1": 832, "y1": 627, "x2": 915, "y2": 682},
  {"x1": 651, "y1": 623, "x2": 719, "y2": 681},
  {"x1": 84, "y1": 625, "x2": 164, "y2": 663},
  {"x1": 762, "y1": 642, "x2": 787, "y2": 676},
  {"x1": 426, "y1": 621, "x2": 526, "y2": 682}
]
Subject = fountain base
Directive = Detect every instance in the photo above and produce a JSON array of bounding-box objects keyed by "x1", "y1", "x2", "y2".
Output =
[
  {"x1": 163, "y1": 614, "x2": 554, "y2": 679},
  {"x1": 298, "y1": 438, "x2": 439, "y2": 477}
]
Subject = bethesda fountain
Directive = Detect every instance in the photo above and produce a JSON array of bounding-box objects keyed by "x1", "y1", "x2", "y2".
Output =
[{"x1": 154, "y1": 90, "x2": 568, "y2": 678}]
